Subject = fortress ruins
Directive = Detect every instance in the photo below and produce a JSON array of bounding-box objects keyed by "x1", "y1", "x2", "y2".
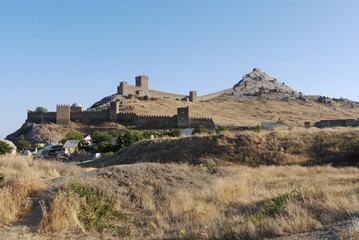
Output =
[{"x1": 27, "y1": 76, "x2": 214, "y2": 129}]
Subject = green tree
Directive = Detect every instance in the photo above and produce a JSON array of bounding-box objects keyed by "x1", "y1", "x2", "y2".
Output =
[
  {"x1": 0, "y1": 141, "x2": 13, "y2": 154},
  {"x1": 61, "y1": 131, "x2": 84, "y2": 144},
  {"x1": 116, "y1": 131, "x2": 143, "y2": 149},
  {"x1": 18, "y1": 140, "x2": 31, "y2": 150},
  {"x1": 91, "y1": 131, "x2": 112, "y2": 145},
  {"x1": 35, "y1": 106, "x2": 48, "y2": 113}
]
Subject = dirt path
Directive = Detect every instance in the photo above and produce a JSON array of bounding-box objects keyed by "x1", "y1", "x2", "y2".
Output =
[{"x1": 0, "y1": 176, "x2": 69, "y2": 239}]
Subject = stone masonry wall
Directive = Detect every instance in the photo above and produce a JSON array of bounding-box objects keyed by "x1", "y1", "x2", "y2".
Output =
[
  {"x1": 27, "y1": 111, "x2": 56, "y2": 124},
  {"x1": 135, "y1": 115, "x2": 177, "y2": 129},
  {"x1": 190, "y1": 117, "x2": 215, "y2": 129},
  {"x1": 71, "y1": 110, "x2": 110, "y2": 123}
]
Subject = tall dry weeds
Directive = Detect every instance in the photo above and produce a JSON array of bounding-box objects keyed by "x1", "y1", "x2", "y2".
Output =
[
  {"x1": 0, "y1": 155, "x2": 84, "y2": 225},
  {"x1": 41, "y1": 163, "x2": 359, "y2": 239}
]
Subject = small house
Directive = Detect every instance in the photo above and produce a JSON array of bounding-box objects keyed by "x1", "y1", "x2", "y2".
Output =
[{"x1": 63, "y1": 140, "x2": 80, "y2": 154}]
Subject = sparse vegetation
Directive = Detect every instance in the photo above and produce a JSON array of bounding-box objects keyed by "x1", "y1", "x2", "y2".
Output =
[
  {"x1": 193, "y1": 125, "x2": 210, "y2": 134},
  {"x1": 40, "y1": 163, "x2": 359, "y2": 239}
]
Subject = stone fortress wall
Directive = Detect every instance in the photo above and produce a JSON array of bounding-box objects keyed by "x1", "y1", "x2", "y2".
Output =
[
  {"x1": 27, "y1": 102, "x2": 215, "y2": 129},
  {"x1": 27, "y1": 75, "x2": 216, "y2": 128}
]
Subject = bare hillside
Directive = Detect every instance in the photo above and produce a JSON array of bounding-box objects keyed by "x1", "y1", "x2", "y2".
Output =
[{"x1": 81, "y1": 127, "x2": 359, "y2": 168}]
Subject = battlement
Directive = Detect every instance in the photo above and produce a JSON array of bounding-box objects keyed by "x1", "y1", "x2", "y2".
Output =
[
  {"x1": 190, "y1": 117, "x2": 212, "y2": 120},
  {"x1": 138, "y1": 115, "x2": 172, "y2": 118}
]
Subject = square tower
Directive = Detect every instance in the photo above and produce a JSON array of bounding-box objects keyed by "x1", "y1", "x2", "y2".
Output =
[
  {"x1": 189, "y1": 91, "x2": 197, "y2": 102},
  {"x1": 135, "y1": 75, "x2": 149, "y2": 89},
  {"x1": 118, "y1": 81, "x2": 128, "y2": 95},
  {"x1": 177, "y1": 106, "x2": 189, "y2": 128},
  {"x1": 56, "y1": 105, "x2": 71, "y2": 125},
  {"x1": 110, "y1": 101, "x2": 119, "y2": 122}
]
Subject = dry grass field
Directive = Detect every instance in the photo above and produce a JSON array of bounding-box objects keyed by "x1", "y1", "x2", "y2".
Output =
[
  {"x1": 119, "y1": 98, "x2": 359, "y2": 127},
  {"x1": 1, "y1": 127, "x2": 359, "y2": 239}
]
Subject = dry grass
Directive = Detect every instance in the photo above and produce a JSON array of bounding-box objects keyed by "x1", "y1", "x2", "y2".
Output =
[
  {"x1": 117, "y1": 97, "x2": 359, "y2": 127},
  {"x1": 42, "y1": 163, "x2": 359, "y2": 239},
  {"x1": 0, "y1": 155, "x2": 84, "y2": 225},
  {"x1": 82, "y1": 126, "x2": 359, "y2": 168}
]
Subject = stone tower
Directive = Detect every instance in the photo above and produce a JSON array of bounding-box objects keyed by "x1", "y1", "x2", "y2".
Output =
[
  {"x1": 117, "y1": 81, "x2": 128, "y2": 95},
  {"x1": 189, "y1": 91, "x2": 197, "y2": 102},
  {"x1": 177, "y1": 106, "x2": 189, "y2": 128},
  {"x1": 135, "y1": 75, "x2": 149, "y2": 89},
  {"x1": 110, "y1": 101, "x2": 119, "y2": 122},
  {"x1": 56, "y1": 105, "x2": 70, "y2": 125}
]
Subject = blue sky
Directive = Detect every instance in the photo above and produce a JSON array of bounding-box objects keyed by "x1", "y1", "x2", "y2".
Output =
[{"x1": 1, "y1": 0, "x2": 358, "y2": 139}]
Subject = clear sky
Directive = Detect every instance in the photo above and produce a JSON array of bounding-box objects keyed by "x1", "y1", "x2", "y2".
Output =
[{"x1": 1, "y1": 0, "x2": 358, "y2": 139}]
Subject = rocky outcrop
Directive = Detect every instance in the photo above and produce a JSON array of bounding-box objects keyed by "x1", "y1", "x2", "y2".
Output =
[{"x1": 232, "y1": 68, "x2": 298, "y2": 97}]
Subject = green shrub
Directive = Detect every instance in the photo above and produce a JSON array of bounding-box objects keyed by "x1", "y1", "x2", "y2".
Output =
[
  {"x1": 253, "y1": 125, "x2": 263, "y2": 133},
  {"x1": 117, "y1": 130, "x2": 143, "y2": 149},
  {"x1": 304, "y1": 121, "x2": 311, "y2": 128},
  {"x1": 65, "y1": 183, "x2": 130, "y2": 236},
  {"x1": 0, "y1": 141, "x2": 13, "y2": 154},
  {"x1": 216, "y1": 126, "x2": 228, "y2": 133},
  {"x1": 103, "y1": 152, "x2": 114, "y2": 157},
  {"x1": 164, "y1": 129, "x2": 181, "y2": 137},
  {"x1": 257, "y1": 190, "x2": 302, "y2": 219},
  {"x1": 193, "y1": 125, "x2": 209, "y2": 134},
  {"x1": 142, "y1": 130, "x2": 156, "y2": 139}
]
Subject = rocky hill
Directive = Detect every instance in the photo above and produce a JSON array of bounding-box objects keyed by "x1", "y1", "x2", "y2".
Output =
[{"x1": 232, "y1": 68, "x2": 298, "y2": 97}]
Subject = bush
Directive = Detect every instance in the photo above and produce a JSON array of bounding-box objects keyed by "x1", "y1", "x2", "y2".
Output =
[
  {"x1": 304, "y1": 121, "x2": 311, "y2": 128},
  {"x1": 61, "y1": 132, "x2": 84, "y2": 144},
  {"x1": 0, "y1": 141, "x2": 13, "y2": 155},
  {"x1": 254, "y1": 125, "x2": 263, "y2": 133},
  {"x1": 64, "y1": 183, "x2": 130, "y2": 236},
  {"x1": 164, "y1": 129, "x2": 181, "y2": 137},
  {"x1": 193, "y1": 125, "x2": 209, "y2": 134},
  {"x1": 216, "y1": 126, "x2": 228, "y2": 133},
  {"x1": 117, "y1": 131, "x2": 143, "y2": 149},
  {"x1": 142, "y1": 130, "x2": 157, "y2": 139},
  {"x1": 18, "y1": 140, "x2": 31, "y2": 150}
]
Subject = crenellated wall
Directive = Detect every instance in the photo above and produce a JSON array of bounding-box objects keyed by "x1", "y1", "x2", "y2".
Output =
[
  {"x1": 190, "y1": 117, "x2": 215, "y2": 129},
  {"x1": 117, "y1": 112, "x2": 137, "y2": 123},
  {"x1": 27, "y1": 102, "x2": 215, "y2": 129},
  {"x1": 71, "y1": 109, "x2": 110, "y2": 123},
  {"x1": 27, "y1": 111, "x2": 56, "y2": 124}
]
